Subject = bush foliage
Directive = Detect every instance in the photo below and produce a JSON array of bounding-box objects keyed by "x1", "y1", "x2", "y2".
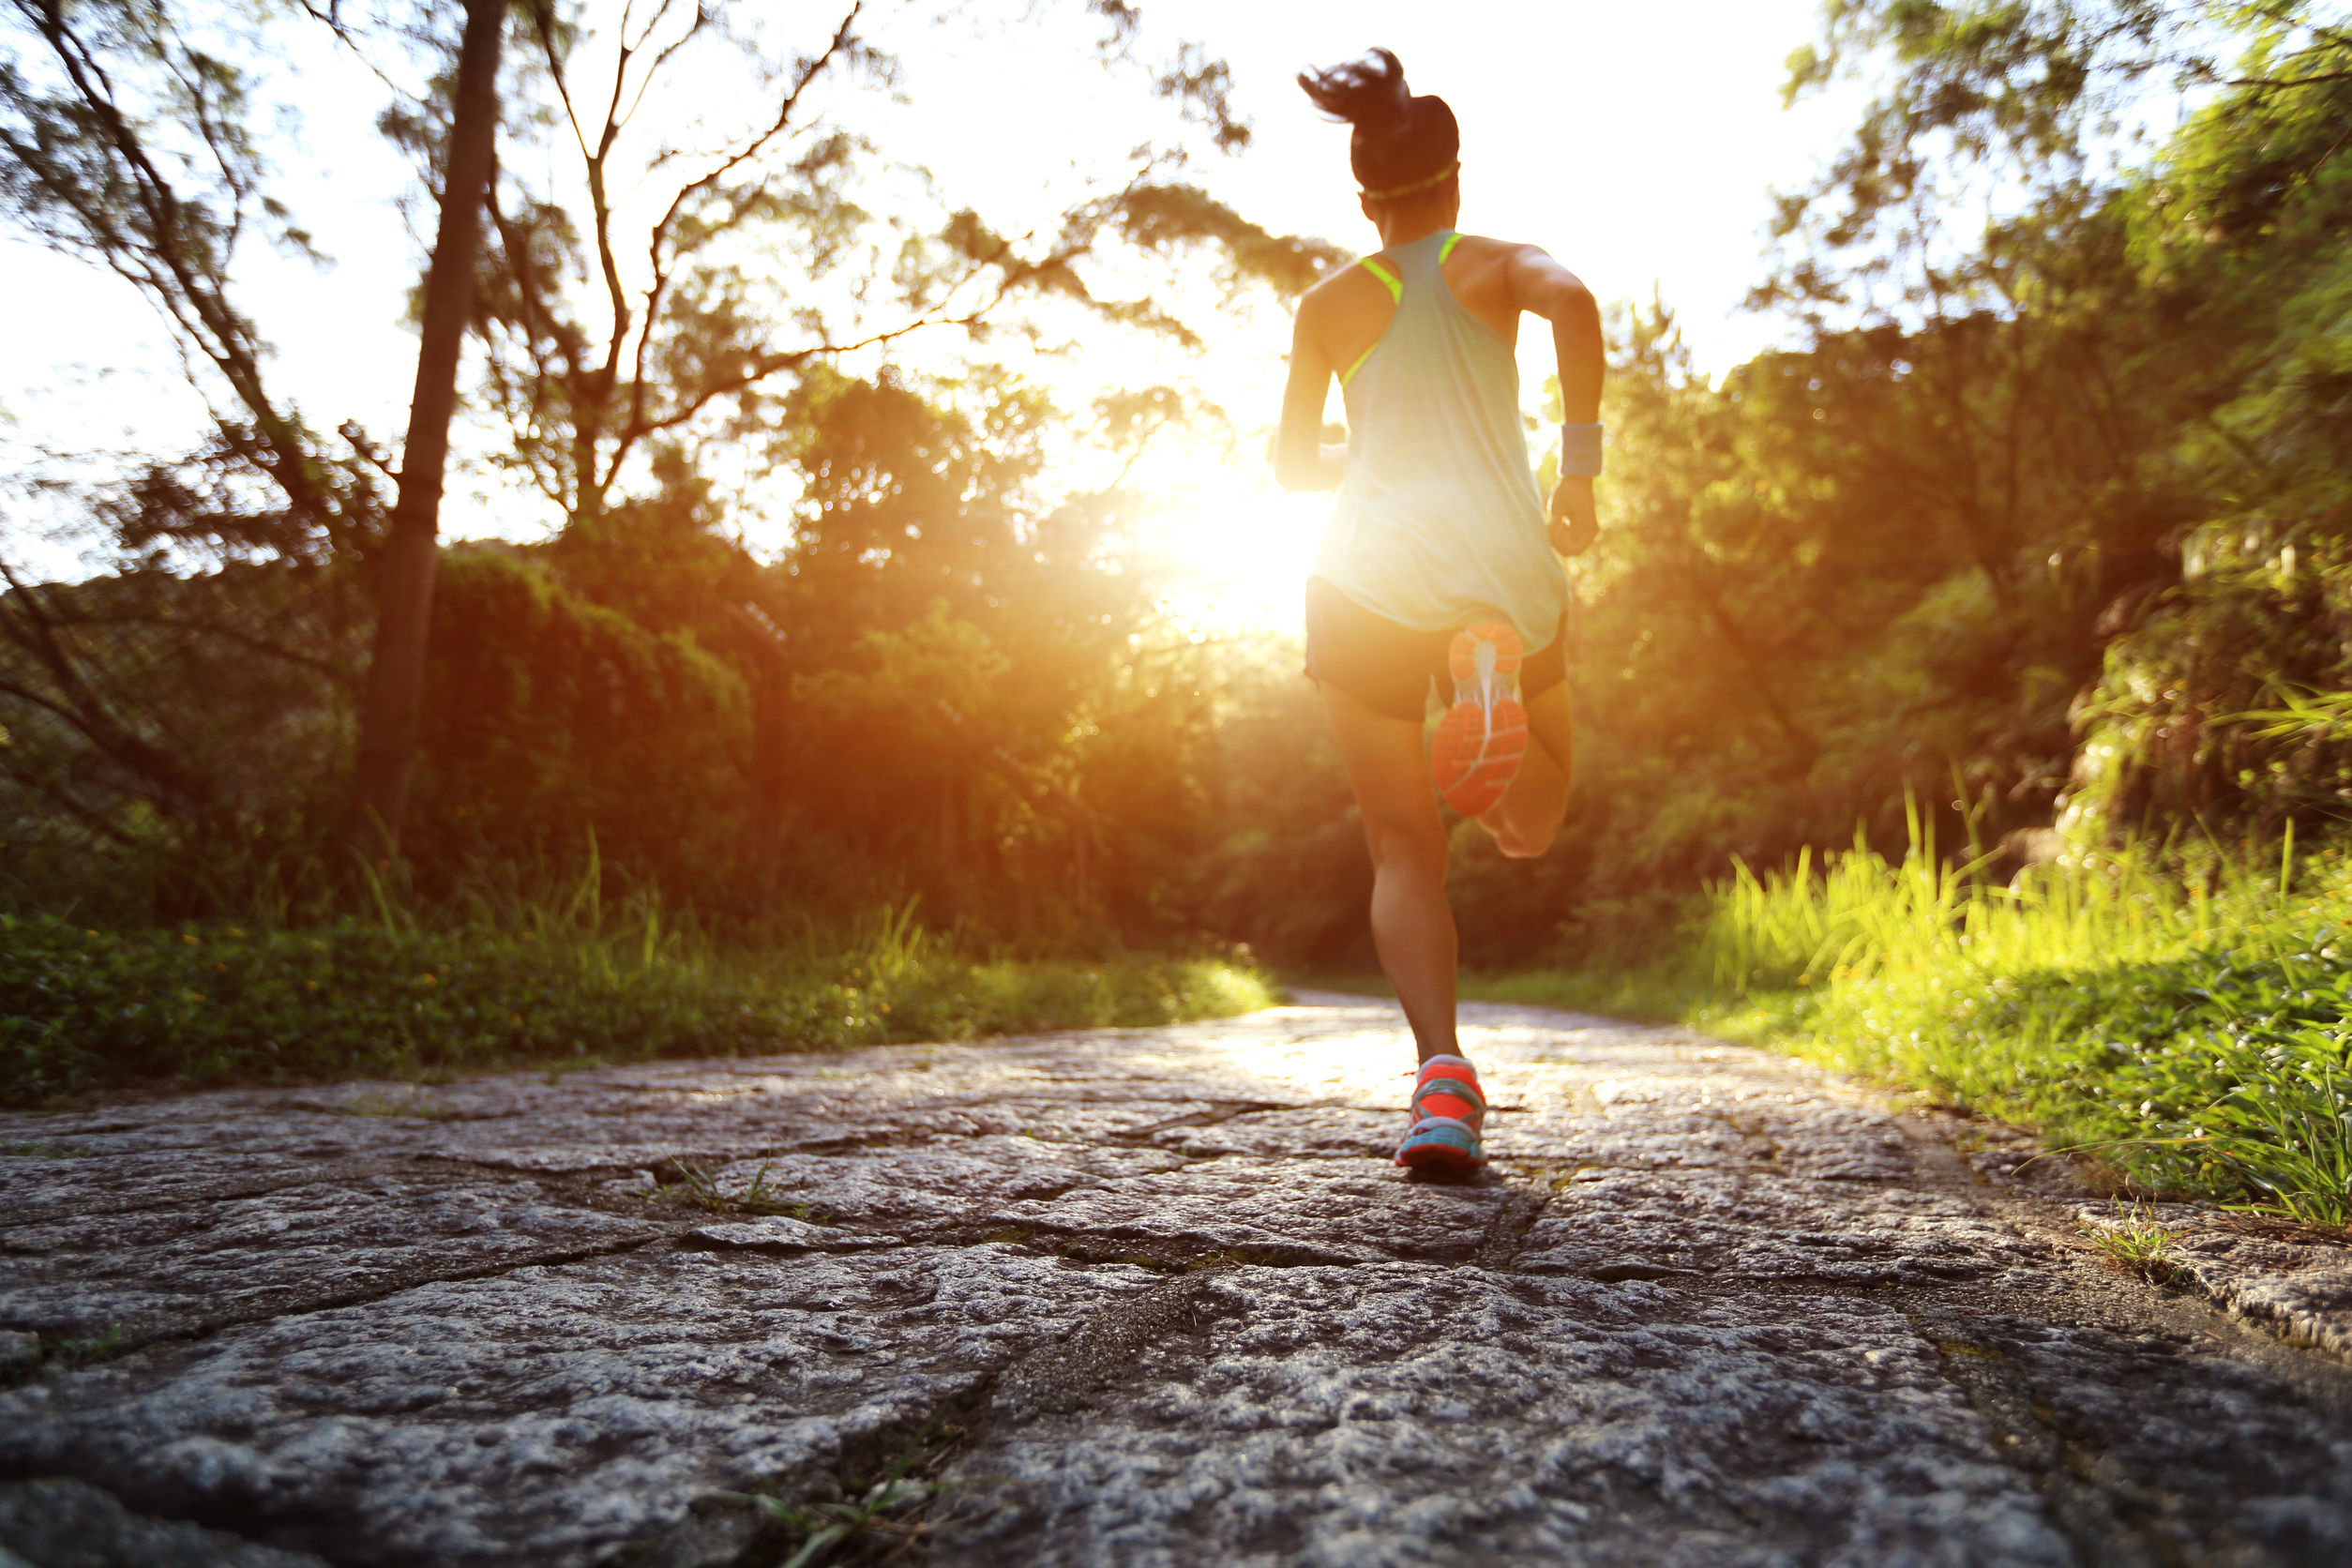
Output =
[
  {"x1": 1477, "y1": 823, "x2": 2352, "y2": 1229},
  {"x1": 0, "y1": 902, "x2": 1274, "y2": 1108}
]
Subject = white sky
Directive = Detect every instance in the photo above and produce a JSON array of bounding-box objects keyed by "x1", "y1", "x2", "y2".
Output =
[{"x1": 1, "y1": 0, "x2": 1862, "y2": 626}]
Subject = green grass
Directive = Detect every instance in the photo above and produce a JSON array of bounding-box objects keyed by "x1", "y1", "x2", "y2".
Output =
[
  {"x1": 0, "y1": 897, "x2": 1275, "y2": 1108},
  {"x1": 2082, "y1": 1204, "x2": 2184, "y2": 1284},
  {"x1": 1465, "y1": 813, "x2": 2352, "y2": 1229}
]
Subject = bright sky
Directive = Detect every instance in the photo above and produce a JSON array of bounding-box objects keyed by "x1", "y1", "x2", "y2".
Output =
[{"x1": 0, "y1": 0, "x2": 1860, "y2": 628}]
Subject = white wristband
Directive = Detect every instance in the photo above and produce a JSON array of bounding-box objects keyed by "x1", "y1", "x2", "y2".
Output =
[{"x1": 1560, "y1": 421, "x2": 1604, "y2": 477}]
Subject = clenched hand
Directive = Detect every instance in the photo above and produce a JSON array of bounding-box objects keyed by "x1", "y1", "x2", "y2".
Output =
[{"x1": 1548, "y1": 475, "x2": 1598, "y2": 558}]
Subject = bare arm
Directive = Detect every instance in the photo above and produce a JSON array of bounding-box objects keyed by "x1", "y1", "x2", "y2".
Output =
[
  {"x1": 1274, "y1": 301, "x2": 1345, "y2": 492},
  {"x1": 1509, "y1": 247, "x2": 1604, "y2": 555}
]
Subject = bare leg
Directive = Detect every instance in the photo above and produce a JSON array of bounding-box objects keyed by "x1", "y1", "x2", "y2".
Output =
[
  {"x1": 1319, "y1": 683, "x2": 1458, "y2": 1063},
  {"x1": 1479, "y1": 682, "x2": 1573, "y2": 859}
]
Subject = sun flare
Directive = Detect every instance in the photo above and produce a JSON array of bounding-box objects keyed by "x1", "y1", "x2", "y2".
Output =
[{"x1": 1154, "y1": 485, "x2": 1329, "y2": 639}]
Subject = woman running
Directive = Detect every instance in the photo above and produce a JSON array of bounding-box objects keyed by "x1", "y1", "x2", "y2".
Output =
[{"x1": 1277, "y1": 48, "x2": 1603, "y2": 1175}]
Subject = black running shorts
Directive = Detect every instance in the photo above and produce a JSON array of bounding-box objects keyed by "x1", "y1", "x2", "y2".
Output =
[{"x1": 1303, "y1": 575, "x2": 1568, "y2": 724}]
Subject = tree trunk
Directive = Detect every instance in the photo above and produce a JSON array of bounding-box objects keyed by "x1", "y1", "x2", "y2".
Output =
[{"x1": 349, "y1": 0, "x2": 507, "y2": 853}]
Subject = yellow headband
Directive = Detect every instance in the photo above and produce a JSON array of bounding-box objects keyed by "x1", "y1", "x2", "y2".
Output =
[{"x1": 1360, "y1": 160, "x2": 1460, "y2": 203}]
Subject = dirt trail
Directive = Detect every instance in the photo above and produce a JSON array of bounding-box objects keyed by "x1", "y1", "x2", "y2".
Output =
[{"x1": 4, "y1": 995, "x2": 2350, "y2": 1566}]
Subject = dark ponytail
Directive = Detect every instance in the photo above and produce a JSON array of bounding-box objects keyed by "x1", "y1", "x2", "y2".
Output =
[{"x1": 1297, "y1": 48, "x2": 1459, "y2": 198}]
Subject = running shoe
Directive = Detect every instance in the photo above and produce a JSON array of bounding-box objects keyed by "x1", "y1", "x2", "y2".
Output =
[
  {"x1": 1395, "y1": 1053, "x2": 1486, "y2": 1172},
  {"x1": 1430, "y1": 622, "x2": 1527, "y2": 817}
]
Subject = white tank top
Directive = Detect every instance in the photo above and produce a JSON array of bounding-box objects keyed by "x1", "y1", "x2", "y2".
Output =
[{"x1": 1311, "y1": 229, "x2": 1568, "y2": 650}]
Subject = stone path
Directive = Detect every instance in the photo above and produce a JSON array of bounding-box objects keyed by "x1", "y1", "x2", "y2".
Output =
[{"x1": 4, "y1": 995, "x2": 2352, "y2": 1567}]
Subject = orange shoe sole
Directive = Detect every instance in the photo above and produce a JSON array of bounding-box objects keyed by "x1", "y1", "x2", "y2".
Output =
[{"x1": 1432, "y1": 694, "x2": 1528, "y2": 816}]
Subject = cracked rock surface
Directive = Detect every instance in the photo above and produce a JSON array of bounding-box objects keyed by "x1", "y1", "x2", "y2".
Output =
[{"x1": 4, "y1": 994, "x2": 2352, "y2": 1567}]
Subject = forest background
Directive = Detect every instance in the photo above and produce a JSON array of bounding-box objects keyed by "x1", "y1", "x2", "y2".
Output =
[{"x1": 5, "y1": 0, "x2": 2352, "y2": 1220}]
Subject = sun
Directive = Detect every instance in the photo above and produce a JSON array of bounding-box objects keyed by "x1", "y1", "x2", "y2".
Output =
[{"x1": 1153, "y1": 482, "x2": 1329, "y2": 639}]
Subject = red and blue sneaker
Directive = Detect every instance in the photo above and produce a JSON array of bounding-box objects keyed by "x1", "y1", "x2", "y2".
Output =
[
  {"x1": 1431, "y1": 622, "x2": 1527, "y2": 817},
  {"x1": 1395, "y1": 1054, "x2": 1486, "y2": 1173}
]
